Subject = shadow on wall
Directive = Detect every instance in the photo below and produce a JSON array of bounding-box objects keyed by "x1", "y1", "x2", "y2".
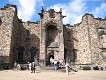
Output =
[
  {"x1": 10, "y1": 18, "x2": 40, "y2": 64},
  {"x1": 63, "y1": 26, "x2": 78, "y2": 63}
]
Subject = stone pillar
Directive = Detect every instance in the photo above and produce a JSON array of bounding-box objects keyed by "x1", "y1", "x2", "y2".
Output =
[
  {"x1": 39, "y1": 23, "x2": 46, "y2": 66},
  {"x1": 58, "y1": 26, "x2": 64, "y2": 60},
  {"x1": 54, "y1": 51, "x2": 59, "y2": 61}
]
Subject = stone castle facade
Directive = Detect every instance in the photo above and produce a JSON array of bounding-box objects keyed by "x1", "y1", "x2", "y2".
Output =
[{"x1": 0, "y1": 4, "x2": 106, "y2": 66}]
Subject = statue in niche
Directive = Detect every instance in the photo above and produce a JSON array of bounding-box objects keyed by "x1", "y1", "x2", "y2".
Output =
[{"x1": 49, "y1": 9, "x2": 55, "y2": 18}]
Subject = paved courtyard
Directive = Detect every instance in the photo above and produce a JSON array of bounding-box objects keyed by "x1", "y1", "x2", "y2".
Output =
[{"x1": 0, "y1": 69, "x2": 106, "y2": 80}]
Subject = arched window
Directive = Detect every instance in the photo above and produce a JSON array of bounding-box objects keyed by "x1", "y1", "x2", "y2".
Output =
[{"x1": 30, "y1": 47, "x2": 37, "y2": 62}]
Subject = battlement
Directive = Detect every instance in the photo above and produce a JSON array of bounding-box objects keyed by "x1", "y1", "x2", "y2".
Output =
[{"x1": 0, "y1": 4, "x2": 17, "y2": 13}]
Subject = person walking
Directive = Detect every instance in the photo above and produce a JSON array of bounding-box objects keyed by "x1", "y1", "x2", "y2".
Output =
[
  {"x1": 65, "y1": 62, "x2": 69, "y2": 75},
  {"x1": 17, "y1": 63, "x2": 21, "y2": 71},
  {"x1": 13, "y1": 61, "x2": 17, "y2": 71},
  {"x1": 31, "y1": 62, "x2": 36, "y2": 73},
  {"x1": 27, "y1": 62, "x2": 30, "y2": 70}
]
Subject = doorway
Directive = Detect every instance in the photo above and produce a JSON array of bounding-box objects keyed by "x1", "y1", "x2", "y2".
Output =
[
  {"x1": 46, "y1": 50, "x2": 54, "y2": 66},
  {"x1": 49, "y1": 55, "x2": 54, "y2": 61}
]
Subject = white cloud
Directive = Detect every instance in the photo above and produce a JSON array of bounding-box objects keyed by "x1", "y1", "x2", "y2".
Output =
[
  {"x1": 47, "y1": 0, "x2": 86, "y2": 25},
  {"x1": 92, "y1": 3, "x2": 106, "y2": 18},
  {"x1": 9, "y1": 0, "x2": 106, "y2": 24},
  {"x1": 9, "y1": 0, "x2": 43, "y2": 21},
  {"x1": 47, "y1": 0, "x2": 106, "y2": 25}
]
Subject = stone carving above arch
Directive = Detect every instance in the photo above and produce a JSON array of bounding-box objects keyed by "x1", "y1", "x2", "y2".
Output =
[
  {"x1": 45, "y1": 20, "x2": 57, "y2": 28},
  {"x1": 43, "y1": 20, "x2": 59, "y2": 30},
  {"x1": 49, "y1": 9, "x2": 55, "y2": 18}
]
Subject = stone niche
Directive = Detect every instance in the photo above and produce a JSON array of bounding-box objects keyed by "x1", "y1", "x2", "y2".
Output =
[{"x1": 97, "y1": 28, "x2": 106, "y2": 49}]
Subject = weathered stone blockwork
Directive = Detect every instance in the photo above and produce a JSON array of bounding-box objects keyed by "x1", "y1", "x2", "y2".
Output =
[
  {"x1": 72, "y1": 14, "x2": 106, "y2": 66},
  {"x1": 0, "y1": 4, "x2": 106, "y2": 67},
  {"x1": 0, "y1": 4, "x2": 16, "y2": 64}
]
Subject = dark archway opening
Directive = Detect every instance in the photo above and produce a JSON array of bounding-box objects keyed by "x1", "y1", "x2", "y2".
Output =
[
  {"x1": 46, "y1": 25, "x2": 58, "y2": 47},
  {"x1": 30, "y1": 47, "x2": 36, "y2": 62},
  {"x1": 47, "y1": 55, "x2": 54, "y2": 66},
  {"x1": 46, "y1": 50, "x2": 54, "y2": 66},
  {"x1": 64, "y1": 48, "x2": 67, "y2": 63},
  {"x1": 17, "y1": 46, "x2": 24, "y2": 63},
  {"x1": 49, "y1": 55, "x2": 54, "y2": 60}
]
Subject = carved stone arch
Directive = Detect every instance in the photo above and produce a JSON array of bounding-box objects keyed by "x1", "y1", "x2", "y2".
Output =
[{"x1": 44, "y1": 20, "x2": 58, "y2": 29}]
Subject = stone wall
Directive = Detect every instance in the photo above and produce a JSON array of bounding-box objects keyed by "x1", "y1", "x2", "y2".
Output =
[
  {"x1": 63, "y1": 25, "x2": 75, "y2": 62},
  {"x1": 0, "y1": 4, "x2": 106, "y2": 67},
  {"x1": 12, "y1": 21, "x2": 40, "y2": 63},
  {"x1": 73, "y1": 14, "x2": 106, "y2": 65},
  {"x1": 0, "y1": 4, "x2": 16, "y2": 63},
  {"x1": 21, "y1": 22, "x2": 40, "y2": 62},
  {"x1": 0, "y1": 4, "x2": 40, "y2": 64}
]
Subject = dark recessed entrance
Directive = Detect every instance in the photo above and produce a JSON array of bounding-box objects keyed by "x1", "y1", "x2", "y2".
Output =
[
  {"x1": 46, "y1": 50, "x2": 54, "y2": 66},
  {"x1": 49, "y1": 55, "x2": 54, "y2": 60},
  {"x1": 47, "y1": 55, "x2": 54, "y2": 66}
]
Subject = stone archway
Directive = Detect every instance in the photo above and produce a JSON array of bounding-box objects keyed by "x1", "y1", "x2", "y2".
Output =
[
  {"x1": 40, "y1": 20, "x2": 64, "y2": 66},
  {"x1": 46, "y1": 24, "x2": 58, "y2": 47},
  {"x1": 46, "y1": 50, "x2": 54, "y2": 65}
]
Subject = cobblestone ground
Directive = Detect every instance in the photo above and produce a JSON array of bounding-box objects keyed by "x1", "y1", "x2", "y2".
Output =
[{"x1": 0, "y1": 69, "x2": 106, "y2": 80}]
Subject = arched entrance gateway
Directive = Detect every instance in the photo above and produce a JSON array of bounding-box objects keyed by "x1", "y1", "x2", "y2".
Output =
[
  {"x1": 40, "y1": 20, "x2": 64, "y2": 66},
  {"x1": 39, "y1": 8, "x2": 65, "y2": 66},
  {"x1": 46, "y1": 22, "x2": 59, "y2": 65}
]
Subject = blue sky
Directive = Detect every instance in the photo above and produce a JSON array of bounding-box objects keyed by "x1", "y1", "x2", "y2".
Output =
[{"x1": 0, "y1": 0, "x2": 106, "y2": 25}]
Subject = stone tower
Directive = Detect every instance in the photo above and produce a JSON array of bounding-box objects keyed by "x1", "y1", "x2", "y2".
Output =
[
  {"x1": 0, "y1": 4, "x2": 17, "y2": 64},
  {"x1": 39, "y1": 7, "x2": 65, "y2": 66}
]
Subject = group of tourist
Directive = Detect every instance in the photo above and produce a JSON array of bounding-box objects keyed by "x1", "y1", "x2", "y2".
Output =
[
  {"x1": 49, "y1": 57, "x2": 64, "y2": 70},
  {"x1": 13, "y1": 61, "x2": 21, "y2": 71},
  {"x1": 49, "y1": 58, "x2": 71, "y2": 75},
  {"x1": 13, "y1": 59, "x2": 72, "y2": 75},
  {"x1": 13, "y1": 61, "x2": 36, "y2": 73}
]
